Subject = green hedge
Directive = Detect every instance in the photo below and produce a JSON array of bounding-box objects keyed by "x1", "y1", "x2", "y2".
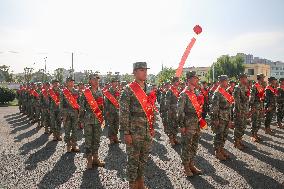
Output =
[{"x1": 0, "y1": 86, "x2": 16, "y2": 104}]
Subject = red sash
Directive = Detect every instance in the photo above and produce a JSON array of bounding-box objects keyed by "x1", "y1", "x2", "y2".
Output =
[
  {"x1": 30, "y1": 89, "x2": 39, "y2": 99},
  {"x1": 184, "y1": 90, "x2": 207, "y2": 129},
  {"x1": 62, "y1": 88, "x2": 80, "y2": 110},
  {"x1": 103, "y1": 89, "x2": 120, "y2": 109},
  {"x1": 129, "y1": 81, "x2": 154, "y2": 136},
  {"x1": 84, "y1": 88, "x2": 104, "y2": 124},
  {"x1": 265, "y1": 85, "x2": 277, "y2": 95},
  {"x1": 254, "y1": 83, "x2": 265, "y2": 100},
  {"x1": 218, "y1": 86, "x2": 234, "y2": 104},
  {"x1": 49, "y1": 88, "x2": 60, "y2": 106},
  {"x1": 148, "y1": 90, "x2": 159, "y2": 112},
  {"x1": 227, "y1": 86, "x2": 234, "y2": 94},
  {"x1": 41, "y1": 88, "x2": 49, "y2": 99},
  {"x1": 170, "y1": 86, "x2": 180, "y2": 98}
]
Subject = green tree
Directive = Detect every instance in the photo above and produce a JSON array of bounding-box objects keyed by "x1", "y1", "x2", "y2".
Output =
[
  {"x1": 156, "y1": 67, "x2": 176, "y2": 85},
  {"x1": 120, "y1": 73, "x2": 134, "y2": 83},
  {"x1": 54, "y1": 68, "x2": 64, "y2": 83},
  {"x1": 208, "y1": 55, "x2": 244, "y2": 82},
  {"x1": 0, "y1": 65, "x2": 13, "y2": 82}
]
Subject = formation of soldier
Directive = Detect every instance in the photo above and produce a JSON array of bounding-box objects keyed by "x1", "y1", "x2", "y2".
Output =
[{"x1": 16, "y1": 62, "x2": 284, "y2": 189}]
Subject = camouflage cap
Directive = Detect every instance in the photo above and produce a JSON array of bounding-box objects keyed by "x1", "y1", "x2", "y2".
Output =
[
  {"x1": 52, "y1": 79, "x2": 59, "y2": 84},
  {"x1": 110, "y1": 76, "x2": 119, "y2": 83},
  {"x1": 257, "y1": 73, "x2": 265, "y2": 80},
  {"x1": 279, "y1": 78, "x2": 284, "y2": 82},
  {"x1": 66, "y1": 76, "x2": 75, "y2": 82},
  {"x1": 229, "y1": 80, "x2": 236, "y2": 84},
  {"x1": 89, "y1": 74, "x2": 100, "y2": 80},
  {"x1": 36, "y1": 82, "x2": 42, "y2": 86},
  {"x1": 186, "y1": 71, "x2": 199, "y2": 79},
  {"x1": 133, "y1": 62, "x2": 150, "y2": 71},
  {"x1": 238, "y1": 73, "x2": 248, "y2": 79},
  {"x1": 172, "y1": 76, "x2": 180, "y2": 83},
  {"x1": 268, "y1": 76, "x2": 277, "y2": 82},
  {"x1": 219, "y1": 75, "x2": 228, "y2": 81}
]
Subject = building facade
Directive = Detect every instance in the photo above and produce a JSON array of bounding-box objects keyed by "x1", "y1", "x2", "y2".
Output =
[
  {"x1": 183, "y1": 66, "x2": 210, "y2": 81},
  {"x1": 244, "y1": 63, "x2": 270, "y2": 82}
]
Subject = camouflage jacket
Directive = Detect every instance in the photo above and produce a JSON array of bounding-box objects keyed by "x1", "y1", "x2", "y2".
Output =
[
  {"x1": 40, "y1": 89, "x2": 49, "y2": 109},
  {"x1": 233, "y1": 84, "x2": 249, "y2": 114},
  {"x1": 79, "y1": 87, "x2": 104, "y2": 124},
  {"x1": 49, "y1": 87, "x2": 61, "y2": 112},
  {"x1": 159, "y1": 90, "x2": 168, "y2": 113},
  {"x1": 119, "y1": 82, "x2": 153, "y2": 138},
  {"x1": 177, "y1": 87, "x2": 199, "y2": 130},
  {"x1": 210, "y1": 87, "x2": 232, "y2": 122},
  {"x1": 60, "y1": 87, "x2": 80, "y2": 116},
  {"x1": 165, "y1": 86, "x2": 179, "y2": 113},
  {"x1": 249, "y1": 82, "x2": 265, "y2": 108},
  {"x1": 264, "y1": 85, "x2": 277, "y2": 109},
  {"x1": 104, "y1": 86, "x2": 119, "y2": 115}
]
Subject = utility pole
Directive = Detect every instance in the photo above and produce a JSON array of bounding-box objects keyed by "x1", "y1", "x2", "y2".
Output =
[{"x1": 71, "y1": 52, "x2": 75, "y2": 80}]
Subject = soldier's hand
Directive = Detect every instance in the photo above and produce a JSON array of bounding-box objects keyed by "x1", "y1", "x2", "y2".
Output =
[{"x1": 124, "y1": 134, "x2": 133, "y2": 145}]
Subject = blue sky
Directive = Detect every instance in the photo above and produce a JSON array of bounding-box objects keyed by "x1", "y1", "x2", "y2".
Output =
[{"x1": 0, "y1": 0, "x2": 283, "y2": 74}]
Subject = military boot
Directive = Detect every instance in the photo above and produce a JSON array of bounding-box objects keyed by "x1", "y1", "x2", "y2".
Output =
[
  {"x1": 66, "y1": 142, "x2": 72, "y2": 152},
  {"x1": 71, "y1": 141, "x2": 80, "y2": 152},
  {"x1": 221, "y1": 148, "x2": 230, "y2": 159},
  {"x1": 86, "y1": 154, "x2": 93, "y2": 170},
  {"x1": 189, "y1": 160, "x2": 202, "y2": 175},
  {"x1": 278, "y1": 122, "x2": 284, "y2": 129},
  {"x1": 53, "y1": 133, "x2": 58, "y2": 141},
  {"x1": 251, "y1": 133, "x2": 259, "y2": 142},
  {"x1": 136, "y1": 177, "x2": 148, "y2": 189},
  {"x1": 173, "y1": 136, "x2": 180, "y2": 145},
  {"x1": 169, "y1": 136, "x2": 175, "y2": 146},
  {"x1": 265, "y1": 128, "x2": 274, "y2": 135},
  {"x1": 44, "y1": 127, "x2": 49, "y2": 134},
  {"x1": 57, "y1": 134, "x2": 63, "y2": 141},
  {"x1": 183, "y1": 162, "x2": 193, "y2": 177},
  {"x1": 93, "y1": 154, "x2": 105, "y2": 167},
  {"x1": 215, "y1": 148, "x2": 226, "y2": 161},
  {"x1": 234, "y1": 139, "x2": 244, "y2": 150}
]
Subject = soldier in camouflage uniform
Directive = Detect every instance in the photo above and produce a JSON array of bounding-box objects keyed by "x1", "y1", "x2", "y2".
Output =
[
  {"x1": 16, "y1": 85, "x2": 23, "y2": 113},
  {"x1": 80, "y1": 74, "x2": 105, "y2": 169},
  {"x1": 277, "y1": 78, "x2": 284, "y2": 129},
  {"x1": 250, "y1": 73, "x2": 266, "y2": 142},
  {"x1": 233, "y1": 73, "x2": 250, "y2": 150},
  {"x1": 104, "y1": 77, "x2": 120, "y2": 144},
  {"x1": 160, "y1": 82, "x2": 170, "y2": 137},
  {"x1": 60, "y1": 77, "x2": 80, "y2": 153},
  {"x1": 165, "y1": 77, "x2": 180, "y2": 145},
  {"x1": 35, "y1": 82, "x2": 42, "y2": 127},
  {"x1": 40, "y1": 82, "x2": 51, "y2": 134},
  {"x1": 120, "y1": 62, "x2": 154, "y2": 189},
  {"x1": 49, "y1": 79, "x2": 62, "y2": 141},
  {"x1": 264, "y1": 77, "x2": 277, "y2": 134},
  {"x1": 210, "y1": 75, "x2": 233, "y2": 161},
  {"x1": 177, "y1": 71, "x2": 203, "y2": 177}
]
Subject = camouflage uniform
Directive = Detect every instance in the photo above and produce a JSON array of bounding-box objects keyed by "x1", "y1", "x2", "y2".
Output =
[
  {"x1": 264, "y1": 77, "x2": 277, "y2": 130},
  {"x1": 119, "y1": 62, "x2": 153, "y2": 184},
  {"x1": 16, "y1": 86, "x2": 23, "y2": 112},
  {"x1": 277, "y1": 79, "x2": 284, "y2": 126},
  {"x1": 165, "y1": 83, "x2": 179, "y2": 143},
  {"x1": 177, "y1": 88, "x2": 200, "y2": 164},
  {"x1": 80, "y1": 86, "x2": 104, "y2": 157},
  {"x1": 60, "y1": 79, "x2": 80, "y2": 147},
  {"x1": 160, "y1": 86, "x2": 169, "y2": 135},
  {"x1": 49, "y1": 85, "x2": 62, "y2": 138},
  {"x1": 104, "y1": 83, "x2": 120, "y2": 142},
  {"x1": 233, "y1": 82, "x2": 250, "y2": 142},
  {"x1": 250, "y1": 79, "x2": 266, "y2": 136},
  {"x1": 210, "y1": 76, "x2": 232, "y2": 151},
  {"x1": 40, "y1": 86, "x2": 51, "y2": 133}
]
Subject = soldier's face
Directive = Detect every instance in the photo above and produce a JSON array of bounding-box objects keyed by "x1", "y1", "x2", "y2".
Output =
[
  {"x1": 111, "y1": 81, "x2": 118, "y2": 88},
  {"x1": 189, "y1": 77, "x2": 199, "y2": 87},
  {"x1": 53, "y1": 82, "x2": 59, "y2": 88},
  {"x1": 67, "y1": 81, "x2": 74, "y2": 88},
  {"x1": 134, "y1": 68, "x2": 147, "y2": 81},
  {"x1": 220, "y1": 80, "x2": 228, "y2": 88},
  {"x1": 240, "y1": 77, "x2": 248, "y2": 85},
  {"x1": 90, "y1": 78, "x2": 99, "y2": 87}
]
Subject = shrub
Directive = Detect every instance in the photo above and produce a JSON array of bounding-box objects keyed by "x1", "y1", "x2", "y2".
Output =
[{"x1": 0, "y1": 86, "x2": 16, "y2": 104}]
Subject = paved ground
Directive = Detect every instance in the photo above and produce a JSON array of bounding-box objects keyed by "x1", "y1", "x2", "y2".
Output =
[{"x1": 0, "y1": 106, "x2": 284, "y2": 189}]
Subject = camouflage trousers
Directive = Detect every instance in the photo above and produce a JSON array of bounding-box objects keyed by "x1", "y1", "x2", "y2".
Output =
[
  {"x1": 167, "y1": 111, "x2": 179, "y2": 138},
  {"x1": 41, "y1": 108, "x2": 50, "y2": 129},
  {"x1": 63, "y1": 112, "x2": 78, "y2": 143},
  {"x1": 251, "y1": 105, "x2": 264, "y2": 134},
  {"x1": 161, "y1": 112, "x2": 169, "y2": 135},
  {"x1": 212, "y1": 119, "x2": 229, "y2": 150},
  {"x1": 234, "y1": 113, "x2": 248, "y2": 141},
  {"x1": 277, "y1": 104, "x2": 284, "y2": 124},
  {"x1": 50, "y1": 110, "x2": 61, "y2": 135},
  {"x1": 181, "y1": 131, "x2": 200, "y2": 164},
  {"x1": 126, "y1": 135, "x2": 152, "y2": 182},
  {"x1": 84, "y1": 122, "x2": 102, "y2": 155},
  {"x1": 265, "y1": 108, "x2": 276, "y2": 129},
  {"x1": 107, "y1": 112, "x2": 119, "y2": 137}
]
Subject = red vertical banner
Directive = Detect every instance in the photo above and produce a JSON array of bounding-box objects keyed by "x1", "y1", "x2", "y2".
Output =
[
  {"x1": 175, "y1": 37, "x2": 196, "y2": 77},
  {"x1": 175, "y1": 25, "x2": 202, "y2": 78}
]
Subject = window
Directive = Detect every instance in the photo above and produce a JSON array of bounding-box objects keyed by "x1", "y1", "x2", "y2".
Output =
[
  {"x1": 247, "y1": 69, "x2": 254, "y2": 75},
  {"x1": 281, "y1": 72, "x2": 284, "y2": 75}
]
